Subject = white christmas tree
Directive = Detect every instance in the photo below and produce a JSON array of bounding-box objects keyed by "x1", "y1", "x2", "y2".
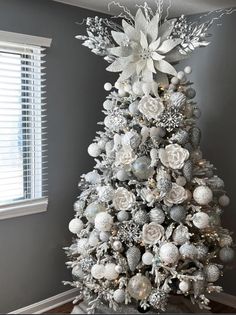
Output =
[{"x1": 64, "y1": 3, "x2": 235, "y2": 313}]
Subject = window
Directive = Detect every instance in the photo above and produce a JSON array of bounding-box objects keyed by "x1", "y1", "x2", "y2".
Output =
[{"x1": 0, "y1": 31, "x2": 51, "y2": 219}]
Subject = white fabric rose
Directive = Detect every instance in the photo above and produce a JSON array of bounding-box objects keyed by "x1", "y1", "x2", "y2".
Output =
[
  {"x1": 164, "y1": 183, "x2": 188, "y2": 206},
  {"x1": 159, "y1": 144, "x2": 189, "y2": 170},
  {"x1": 138, "y1": 96, "x2": 164, "y2": 121},
  {"x1": 142, "y1": 222, "x2": 164, "y2": 244},
  {"x1": 113, "y1": 187, "x2": 135, "y2": 211},
  {"x1": 115, "y1": 145, "x2": 136, "y2": 166}
]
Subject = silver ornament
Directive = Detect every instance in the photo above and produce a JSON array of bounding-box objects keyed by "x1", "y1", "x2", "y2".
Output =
[
  {"x1": 185, "y1": 87, "x2": 196, "y2": 99},
  {"x1": 170, "y1": 129, "x2": 189, "y2": 145},
  {"x1": 196, "y1": 245, "x2": 208, "y2": 260},
  {"x1": 219, "y1": 235, "x2": 233, "y2": 248},
  {"x1": 126, "y1": 246, "x2": 141, "y2": 271},
  {"x1": 113, "y1": 289, "x2": 125, "y2": 303},
  {"x1": 73, "y1": 200, "x2": 85, "y2": 214},
  {"x1": 117, "y1": 210, "x2": 129, "y2": 222},
  {"x1": 113, "y1": 240, "x2": 123, "y2": 251},
  {"x1": 133, "y1": 210, "x2": 149, "y2": 225},
  {"x1": 129, "y1": 101, "x2": 139, "y2": 115},
  {"x1": 132, "y1": 156, "x2": 154, "y2": 180},
  {"x1": 99, "y1": 231, "x2": 110, "y2": 242},
  {"x1": 159, "y1": 243, "x2": 179, "y2": 265},
  {"x1": 204, "y1": 264, "x2": 220, "y2": 282},
  {"x1": 219, "y1": 247, "x2": 235, "y2": 263},
  {"x1": 172, "y1": 225, "x2": 190, "y2": 245},
  {"x1": 190, "y1": 127, "x2": 201, "y2": 149},
  {"x1": 193, "y1": 212, "x2": 210, "y2": 229},
  {"x1": 170, "y1": 205, "x2": 186, "y2": 223},
  {"x1": 169, "y1": 92, "x2": 186, "y2": 109},
  {"x1": 179, "y1": 243, "x2": 198, "y2": 259},
  {"x1": 176, "y1": 176, "x2": 187, "y2": 187},
  {"x1": 150, "y1": 208, "x2": 165, "y2": 224},
  {"x1": 218, "y1": 195, "x2": 230, "y2": 207},
  {"x1": 193, "y1": 186, "x2": 213, "y2": 205},
  {"x1": 183, "y1": 160, "x2": 193, "y2": 182},
  {"x1": 85, "y1": 202, "x2": 106, "y2": 223}
]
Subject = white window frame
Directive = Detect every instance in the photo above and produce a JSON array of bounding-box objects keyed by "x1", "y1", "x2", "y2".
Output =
[{"x1": 0, "y1": 31, "x2": 51, "y2": 220}]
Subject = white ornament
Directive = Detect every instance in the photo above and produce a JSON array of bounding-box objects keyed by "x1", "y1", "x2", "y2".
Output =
[
  {"x1": 179, "y1": 243, "x2": 197, "y2": 259},
  {"x1": 104, "y1": 263, "x2": 119, "y2": 280},
  {"x1": 118, "y1": 88, "x2": 126, "y2": 97},
  {"x1": 73, "y1": 200, "x2": 85, "y2": 214},
  {"x1": 115, "y1": 265, "x2": 123, "y2": 274},
  {"x1": 193, "y1": 186, "x2": 213, "y2": 205},
  {"x1": 99, "y1": 231, "x2": 110, "y2": 242},
  {"x1": 159, "y1": 144, "x2": 189, "y2": 170},
  {"x1": 170, "y1": 205, "x2": 186, "y2": 222},
  {"x1": 171, "y1": 77, "x2": 179, "y2": 85},
  {"x1": 219, "y1": 235, "x2": 233, "y2": 248},
  {"x1": 196, "y1": 245, "x2": 208, "y2": 260},
  {"x1": 142, "y1": 252, "x2": 154, "y2": 265},
  {"x1": 172, "y1": 225, "x2": 190, "y2": 245},
  {"x1": 116, "y1": 169, "x2": 129, "y2": 181},
  {"x1": 89, "y1": 231, "x2": 99, "y2": 246},
  {"x1": 84, "y1": 170, "x2": 101, "y2": 184},
  {"x1": 193, "y1": 212, "x2": 210, "y2": 229},
  {"x1": 113, "y1": 289, "x2": 125, "y2": 303},
  {"x1": 94, "y1": 212, "x2": 113, "y2": 232},
  {"x1": 104, "y1": 82, "x2": 112, "y2": 91},
  {"x1": 103, "y1": 99, "x2": 114, "y2": 111},
  {"x1": 68, "y1": 218, "x2": 84, "y2": 234},
  {"x1": 150, "y1": 208, "x2": 165, "y2": 224},
  {"x1": 142, "y1": 222, "x2": 164, "y2": 244},
  {"x1": 113, "y1": 187, "x2": 135, "y2": 211},
  {"x1": 132, "y1": 156, "x2": 154, "y2": 180},
  {"x1": 204, "y1": 264, "x2": 220, "y2": 282},
  {"x1": 72, "y1": 265, "x2": 85, "y2": 279},
  {"x1": 85, "y1": 202, "x2": 106, "y2": 223},
  {"x1": 184, "y1": 66, "x2": 192, "y2": 74},
  {"x1": 179, "y1": 280, "x2": 191, "y2": 293},
  {"x1": 97, "y1": 185, "x2": 114, "y2": 202},
  {"x1": 77, "y1": 238, "x2": 89, "y2": 255},
  {"x1": 160, "y1": 243, "x2": 179, "y2": 265},
  {"x1": 91, "y1": 264, "x2": 104, "y2": 279},
  {"x1": 218, "y1": 195, "x2": 230, "y2": 207},
  {"x1": 177, "y1": 71, "x2": 185, "y2": 80},
  {"x1": 176, "y1": 176, "x2": 187, "y2": 187},
  {"x1": 138, "y1": 96, "x2": 164, "y2": 121},
  {"x1": 219, "y1": 247, "x2": 235, "y2": 263},
  {"x1": 88, "y1": 143, "x2": 101, "y2": 157},
  {"x1": 129, "y1": 101, "x2": 139, "y2": 114},
  {"x1": 113, "y1": 240, "x2": 123, "y2": 251}
]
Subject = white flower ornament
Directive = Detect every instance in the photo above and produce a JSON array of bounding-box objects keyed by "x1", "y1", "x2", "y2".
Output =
[{"x1": 107, "y1": 9, "x2": 181, "y2": 83}]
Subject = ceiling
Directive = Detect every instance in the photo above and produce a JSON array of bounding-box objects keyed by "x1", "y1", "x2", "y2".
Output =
[{"x1": 54, "y1": 0, "x2": 236, "y2": 17}]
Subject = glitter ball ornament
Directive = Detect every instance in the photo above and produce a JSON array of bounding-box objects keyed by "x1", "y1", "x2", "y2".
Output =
[
  {"x1": 160, "y1": 243, "x2": 179, "y2": 265},
  {"x1": 73, "y1": 200, "x2": 85, "y2": 214},
  {"x1": 113, "y1": 289, "x2": 125, "y2": 303},
  {"x1": 219, "y1": 247, "x2": 235, "y2": 263},
  {"x1": 142, "y1": 252, "x2": 154, "y2": 265},
  {"x1": 126, "y1": 246, "x2": 141, "y2": 271},
  {"x1": 134, "y1": 210, "x2": 149, "y2": 225},
  {"x1": 150, "y1": 208, "x2": 165, "y2": 224},
  {"x1": 97, "y1": 185, "x2": 114, "y2": 202},
  {"x1": 218, "y1": 195, "x2": 230, "y2": 207},
  {"x1": 128, "y1": 274, "x2": 152, "y2": 300},
  {"x1": 91, "y1": 264, "x2": 104, "y2": 279},
  {"x1": 170, "y1": 205, "x2": 186, "y2": 223},
  {"x1": 77, "y1": 238, "x2": 89, "y2": 255},
  {"x1": 193, "y1": 186, "x2": 213, "y2": 205},
  {"x1": 179, "y1": 243, "x2": 197, "y2": 259},
  {"x1": 117, "y1": 210, "x2": 129, "y2": 222},
  {"x1": 99, "y1": 231, "x2": 110, "y2": 242},
  {"x1": 68, "y1": 218, "x2": 84, "y2": 234},
  {"x1": 169, "y1": 92, "x2": 186, "y2": 109},
  {"x1": 172, "y1": 225, "x2": 190, "y2": 245},
  {"x1": 196, "y1": 245, "x2": 208, "y2": 260},
  {"x1": 132, "y1": 156, "x2": 154, "y2": 180},
  {"x1": 85, "y1": 202, "x2": 106, "y2": 223},
  {"x1": 88, "y1": 143, "x2": 101, "y2": 157},
  {"x1": 103, "y1": 99, "x2": 114, "y2": 111},
  {"x1": 204, "y1": 264, "x2": 220, "y2": 282},
  {"x1": 113, "y1": 240, "x2": 123, "y2": 251},
  {"x1": 219, "y1": 235, "x2": 233, "y2": 248},
  {"x1": 94, "y1": 212, "x2": 113, "y2": 232},
  {"x1": 193, "y1": 212, "x2": 210, "y2": 229},
  {"x1": 179, "y1": 280, "x2": 191, "y2": 293},
  {"x1": 104, "y1": 263, "x2": 119, "y2": 280}
]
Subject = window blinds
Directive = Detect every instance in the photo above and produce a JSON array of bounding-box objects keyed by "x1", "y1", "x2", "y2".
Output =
[{"x1": 0, "y1": 40, "x2": 48, "y2": 206}]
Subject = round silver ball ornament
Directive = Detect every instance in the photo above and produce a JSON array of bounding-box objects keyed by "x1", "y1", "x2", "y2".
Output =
[
  {"x1": 196, "y1": 244, "x2": 208, "y2": 260},
  {"x1": 116, "y1": 169, "x2": 129, "y2": 181},
  {"x1": 179, "y1": 243, "x2": 198, "y2": 259},
  {"x1": 104, "y1": 82, "x2": 112, "y2": 91},
  {"x1": 159, "y1": 243, "x2": 179, "y2": 265},
  {"x1": 204, "y1": 264, "x2": 220, "y2": 282},
  {"x1": 184, "y1": 66, "x2": 192, "y2": 74},
  {"x1": 150, "y1": 208, "x2": 165, "y2": 224},
  {"x1": 193, "y1": 186, "x2": 213, "y2": 205},
  {"x1": 91, "y1": 264, "x2": 104, "y2": 279},
  {"x1": 103, "y1": 100, "x2": 114, "y2": 111},
  {"x1": 193, "y1": 212, "x2": 210, "y2": 229},
  {"x1": 133, "y1": 210, "x2": 149, "y2": 225},
  {"x1": 73, "y1": 200, "x2": 85, "y2": 214},
  {"x1": 170, "y1": 205, "x2": 186, "y2": 223},
  {"x1": 219, "y1": 247, "x2": 235, "y2": 263},
  {"x1": 115, "y1": 265, "x2": 123, "y2": 274},
  {"x1": 127, "y1": 274, "x2": 152, "y2": 300},
  {"x1": 117, "y1": 210, "x2": 129, "y2": 222},
  {"x1": 176, "y1": 176, "x2": 187, "y2": 187},
  {"x1": 186, "y1": 87, "x2": 196, "y2": 99},
  {"x1": 99, "y1": 231, "x2": 110, "y2": 242},
  {"x1": 218, "y1": 195, "x2": 230, "y2": 207},
  {"x1": 113, "y1": 289, "x2": 125, "y2": 304},
  {"x1": 172, "y1": 225, "x2": 190, "y2": 245},
  {"x1": 132, "y1": 156, "x2": 154, "y2": 180}
]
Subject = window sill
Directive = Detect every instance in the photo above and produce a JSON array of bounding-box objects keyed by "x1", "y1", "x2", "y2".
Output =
[{"x1": 0, "y1": 198, "x2": 48, "y2": 220}]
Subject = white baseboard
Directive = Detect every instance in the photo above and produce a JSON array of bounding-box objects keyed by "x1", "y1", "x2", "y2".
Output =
[{"x1": 9, "y1": 288, "x2": 79, "y2": 314}]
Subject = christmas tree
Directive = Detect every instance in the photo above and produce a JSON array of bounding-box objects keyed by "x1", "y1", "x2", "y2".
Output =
[{"x1": 64, "y1": 3, "x2": 235, "y2": 313}]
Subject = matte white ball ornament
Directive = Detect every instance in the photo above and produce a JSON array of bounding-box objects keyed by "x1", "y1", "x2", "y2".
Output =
[
  {"x1": 142, "y1": 252, "x2": 154, "y2": 265},
  {"x1": 184, "y1": 66, "x2": 192, "y2": 74},
  {"x1": 128, "y1": 274, "x2": 152, "y2": 300},
  {"x1": 179, "y1": 280, "x2": 191, "y2": 293},
  {"x1": 104, "y1": 263, "x2": 119, "y2": 280},
  {"x1": 179, "y1": 244, "x2": 197, "y2": 259},
  {"x1": 218, "y1": 195, "x2": 230, "y2": 207},
  {"x1": 95, "y1": 212, "x2": 113, "y2": 232},
  {"x1": 91, "y1": 264, "x2": 104, "y2": 279},
  {"x1": 103, "y1": 100, "x2": 114, "y2": 111},
  {"x1": 171, "y1": 77, "x2": 179, "y2": 85},
  {"x1": 160, "y1": 243, "x2": 179, "y2": 265},
  {"x1": 193, "y1": 186, "x2": 213, "y2": 205},
  {"x1": 116, "y1": 169, "x2": 129, "y2": 181},
  {"x1": 88, "y1": 143, "x2": 101, "y2": 157},
  {"x1": 113, "y1": 289, "x2": 125, "y2": 303},
  {"x1": 104, "y1": 82, "x2": 112, "y2": 91},
  {"x1": 118, "y1": 88, "x2": 126, "y2": 97},
  {"x1": 68, "y1": 218, "x2": 84, "y2": 234},
  {"x1": 193, "y1": 212, "x2": 210, "y2": 229},
  {"x1": 219, "y1": 247, "x2": 235, "y2": 263},
  {"x1": 85, "y1": 202, "x2": 106, "y2": 223},
  {"x1": 204, "y1": 264, "x2": 220, "y2": 282}
]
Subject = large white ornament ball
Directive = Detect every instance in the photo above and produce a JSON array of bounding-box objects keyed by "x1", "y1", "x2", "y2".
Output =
[
  {"x1": 103, "y1": 100, "x2": 114, "y2": 111},
  {"x1": 89, "y1": 231, "x2": 99, "y2": 247},
  {"x1": 204, "y1": 264, "x2": 220, "y2": 282},
  {"x1": 150, "y1": 208, "x2": 165, "y2": 224},
  {"x1": 117, "y1": 210, "x2": 129, "y2": 222},
  {"x1": 95, "y1": 212, "x2": 113, "y2": 232},
  {"x1": 179, "y1": 280, "x2": 191, "y2": 293},
  {"x1": 193, "y1": 186, "x2": 213, "y2": 205},
  {"x1": 88, "y1": 143, "x2": 101, "y2": 157},
  {"x1": 219, "y1": 247, "x2": 235, "y2": 263},
  {"x1": 104, "y1": 82, "x2": 112, "y2": 91},
  {"x1": 85, "y1": 202, "x2": 106, "y2": 223},
  {"x1": 104, "y1": 263, "x2": 119, "y2": 280},
  {"x1": 184, "y1": 66, "x2": 192, "y2": 74},
  {"x1": 128, "y1": 275, "x2": 152, "y2": 300},
  {"x1": 193, "y1": 212, "x2": 210, "y2": 229},
  {"x1": 160, "y1": 243, "x2": 179, "y2": 265},
  {"x1": 91, "y1": 264, "x2": 104, "y2": 279},
  {"x1": 84, "y1": 170, "x2": 101, "y2": 184},
  {"x1": 142, "y1": 252, "x2": 154, "y2": 265},
  {"x1": 68, "y1": 218, "x2": 84, "y2": 234},
  {"x1": 172, "y1": 225, "x2": 190, "y2": 245},
  {"x1": 99, "y1": 231, "x2": 110, "y2": 242},
  {"x1": 113, "y1": 289, "x2": 125, "y2": 304},
  {"x1": 218, "y1": 195, "x2": 230, "y2": 207},
  {"x1": 179, "y1": 244, "x2": 197, "y2": 259},
  {"x1": 77, "y1": 238, "x2": 89, "y2": 255}
]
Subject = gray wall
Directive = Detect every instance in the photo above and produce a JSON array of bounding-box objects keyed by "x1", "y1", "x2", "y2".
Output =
[
  {"x1": 0, "y1": 0, "x2": 114, "y2": 312},
  {"x1": 0, "y1": 1, "x2": 235, "y2": 312}
]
